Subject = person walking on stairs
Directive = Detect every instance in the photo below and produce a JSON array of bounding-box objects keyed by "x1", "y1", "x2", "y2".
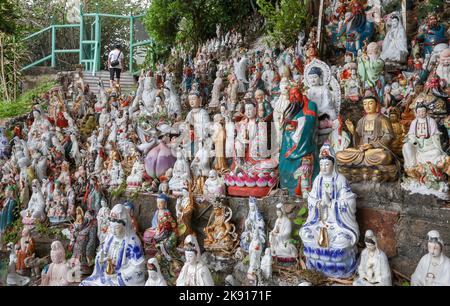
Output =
[{"x1": 108, "y1": 44, "x2": 125, "y2": 89}]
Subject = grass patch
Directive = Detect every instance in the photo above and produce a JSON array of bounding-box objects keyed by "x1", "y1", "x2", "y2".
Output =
[{"x1": 0, "y1": 80, "x2": 57, "y2": 119}]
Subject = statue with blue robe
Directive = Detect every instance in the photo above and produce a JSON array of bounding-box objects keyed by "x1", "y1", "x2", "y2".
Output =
[
  {"x1": 416, "y1": 14, "x2": 448, "y2": 57},
  {"x1": 279, "y1": 87, "x2": 319, "y2": 197},
  {"x1": 1, "y1": 187, "x2": 17, "y2": 246},
  {"x1": 300, "y1": 143, "x2": 360, "y2": 279},
  {"x1": 80, "y1": 204, "x2": 146, "y2": 286}
]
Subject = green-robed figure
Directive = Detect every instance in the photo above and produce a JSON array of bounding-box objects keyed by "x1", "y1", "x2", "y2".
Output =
[{"x1": 279, "y1": 86, "x2": 319, "y2": 197}]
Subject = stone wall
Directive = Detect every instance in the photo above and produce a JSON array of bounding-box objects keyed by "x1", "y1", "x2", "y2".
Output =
[{"x1": 115, "y1": 182, "x2": 450, "y2": 279}]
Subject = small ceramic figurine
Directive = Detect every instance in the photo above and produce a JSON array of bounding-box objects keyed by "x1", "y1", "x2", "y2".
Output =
[
  {"x1": 126, "y1": 159, "x2": 145, "y2": 191},
  {"x1": 269, "y1": 203, "x2": 298, "y2": 266},
  {"x1": 204, "y1": 200, "x2": 238, "y2": 257},
  {"x1": 260, "y1": 248, "x2": 272, "y2": 280},
  {"x1": 145, "y1": 258, "x2": 167, "y2": 286},
  {"x1": 240, "y1": 197, "x2": 265, "y2": 253},
  {"x1": 416, "y1": 14, "x2": 448, "y2": 57},
  {"x1": 358, "y1": 42, "x2": 385, "y2": 98},
  {"x1": 41, "y1": 241, "x2": 70, "y2": 286},
  {"x1": 169, "y1": 150, "x2": 191, "y2": 195},
  {"x1": 380, "y1": 13, "x2": 408, "y2": 64},
  {"x1": 6, "y1": 243, "x2": 30, "y2": 286},
  {"x1": 279, "y1": 86, "x2": 319, "y2": 196},
  {"x1": 411, "y1": 230, "x2": 450, "y2": 286},
  {"x1": 175, "y1": 187, "x2": 194, "y2": 245},
  {"x1": 353, "y1": 230, "x2": 392, "y2": 286},
  {"x1": 402, "y1": 103, "x2": 449, "y2": 199},
  {"x1": 143, "y1": 194, "x2": 178, "y2": 256},
  {"x1": 20, "y1": 179, "x2": 46, "y2": 226},
  {"x1": 176, "y1": 235, "x2": 214, "y2": 286},
  {"x1": 0, "y1": 186, "x2": 17, "y2": 246},
  {"x1": 70, "y1": 209, "x2": 97, "y2": 275},
  {"x1": 15, "y1": 228, "x2": 35, "y2": 275},
  {"x1": 247, "y1": 226, "x2": 263, "y2": 281},
  {"x1": 185, "y1": 89, "x2": 210, "y2": 156},
  {"x1": 80, "y1": 204, "x2": 146, "y2": 286},
  {"x1": 211, "y1": 114, "x2": 227, "y2": 172},
  {"x1": 436, "y1": 48, "x2": 450, "y2": 84},
  {"x1": 300, "y1": 143, "x2": 359, "y2": 278},
  {"x1": 304, "y1": 59, "x2": 341, "y2": 123},
  {"x1": 97, "y1": 199, "x2": 111, "y2": 247},
  {"x1": 203, "y1": 169, "x2": 226, "y2": 199}
]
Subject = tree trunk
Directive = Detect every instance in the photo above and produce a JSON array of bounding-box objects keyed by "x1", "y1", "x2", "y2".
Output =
[{"x1": 0, "y1": 34, "x2": 10, "y2": 102}]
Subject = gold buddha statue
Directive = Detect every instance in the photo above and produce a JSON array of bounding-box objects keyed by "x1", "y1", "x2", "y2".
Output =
[
  {"x1": 388, "y1": 107, "x2": 406, "y2": 157},
  {"x1": 336, "y1": 91, "x2": 399, "y2": 181}
]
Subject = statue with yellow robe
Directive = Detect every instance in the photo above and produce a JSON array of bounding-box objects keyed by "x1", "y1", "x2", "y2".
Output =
[{"x1": 336, "y1": 91, "x2": 399, "y2": 181}]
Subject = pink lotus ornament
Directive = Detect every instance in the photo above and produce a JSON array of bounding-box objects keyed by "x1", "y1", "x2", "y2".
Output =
[
  {"x1": 235, "y1": 173, "x2": 245, "y2": 187},
  {"x1": 256, "y1": 172, "x2": 269, "y2": 187},
  {"x1": 225, "y1": 173, "x2": 235, "y2": 186},
  {"x1": 245, "y1": 173, "x2": 257, "y2": 187}
]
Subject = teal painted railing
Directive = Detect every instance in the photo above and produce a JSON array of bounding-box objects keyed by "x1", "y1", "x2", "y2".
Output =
[{"x1": 21, "y1": 3, "x2": 154, "y2": 76}]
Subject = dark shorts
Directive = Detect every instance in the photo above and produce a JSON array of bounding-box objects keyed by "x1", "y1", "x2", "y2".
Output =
[{"x1": 109, "y1": 68, "x2": 121, "y2": 80}]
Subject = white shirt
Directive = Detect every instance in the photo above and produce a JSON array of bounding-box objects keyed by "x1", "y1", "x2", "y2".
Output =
[{"x1": 108, "y1": 49, "x2": 124, "y2": 69}]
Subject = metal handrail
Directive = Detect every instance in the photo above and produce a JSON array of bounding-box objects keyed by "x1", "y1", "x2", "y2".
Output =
[{"x1": 21, "y1": 4, "x2": 154, "y2": 74}]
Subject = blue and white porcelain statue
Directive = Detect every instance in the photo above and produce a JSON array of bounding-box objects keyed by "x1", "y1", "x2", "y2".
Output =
[
  {"x1": 299, "y1": 142, "x2": 359, "y2": 278},
  {"x1": 80, "y1": 204, "x2": 146, "y2": 286}
]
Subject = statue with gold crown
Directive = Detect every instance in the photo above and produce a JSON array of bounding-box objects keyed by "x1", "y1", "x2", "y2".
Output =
[
  {"x1": 300, "y1": 142, "x2": 359, "y2": 278},
  {"x1": 336, "y1": 91, "x2": 399, "y2": 182}
]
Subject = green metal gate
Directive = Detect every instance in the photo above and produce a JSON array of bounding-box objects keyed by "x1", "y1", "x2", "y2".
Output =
[{"x1": 21, "y1": 3, "x2": 154, "y2": 76}]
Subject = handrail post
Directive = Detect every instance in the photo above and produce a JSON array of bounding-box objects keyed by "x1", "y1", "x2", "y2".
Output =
[
  {"x1": 129, "y1": 14, "x2": 134, "y2": 73},
  {"x1": 79, "y1": 4, "x2": 84, "y2": 65},
  {"x1": 51, "y1": 16, "x2": 56, "y2": 67}
]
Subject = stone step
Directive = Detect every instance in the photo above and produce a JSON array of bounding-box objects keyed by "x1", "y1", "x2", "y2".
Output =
[{"x1": 83, "y1": 70, "x2": 137, "y2": 93}]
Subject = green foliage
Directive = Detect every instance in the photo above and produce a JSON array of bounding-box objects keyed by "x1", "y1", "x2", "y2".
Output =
[
  {"x1": 242, "y1": 255, "x2": 250, "y2": 265},
  {"x1": 401, "y1": 281, "x2": 410, "y2": 286},
  {"x1": 144, "y1": 0, "x2": 253, "y2": 63},
  {"x1": 416, "y1": 0, "x2": 446, "y2": 20},
  {"x1": 110, "y1": 182, "x2": 127, "y2": 199},
  {"x1": 0, "y1": 80, "x2": 57, "y2": 119},
  {"x1": 256, "y1": 0, "x2": 313, "y2": 47},
  {"x1": 382, "y1": 0, "x2": 401, "y2": 14},
  {"x1": 0, "y1": 0, "x2": 21, "y2": 34},
  {"x1": 293, "y1": 206, "x2": 308, "y2": 226},
  {"x1": 3, "y1": 218, "x2": 23, "y2": 244}
]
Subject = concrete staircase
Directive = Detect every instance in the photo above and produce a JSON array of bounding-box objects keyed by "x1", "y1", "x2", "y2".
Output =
[{"x1": 83, "y1": 70, "x2": 137, "y2": 94}]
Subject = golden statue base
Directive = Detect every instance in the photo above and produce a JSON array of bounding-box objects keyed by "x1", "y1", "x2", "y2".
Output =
[{"x1": 338, "y1": 164, "x2": 399, "y2": 183}]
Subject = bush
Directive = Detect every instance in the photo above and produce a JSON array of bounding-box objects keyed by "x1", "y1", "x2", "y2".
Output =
[
  {"x1": 144, "y1": 0, "x2": 253, "y2": 63},
  {"x1": 256, "y1": 0, "x2": 314, "y2": 47},
  {"x1": 0, "y1": 80, "x2": 57, "y2": 119}
]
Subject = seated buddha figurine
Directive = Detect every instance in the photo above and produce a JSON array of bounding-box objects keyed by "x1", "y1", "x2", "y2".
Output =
[
  {"x1": 336, "y1": 91, "x2": 398, "y2": 181},
  {"x1": 300, "y1": 143, "x2": 359, "y2": 278},
  {"x1": 80, "y1": 204, "x2": 146, "y2": 286}
]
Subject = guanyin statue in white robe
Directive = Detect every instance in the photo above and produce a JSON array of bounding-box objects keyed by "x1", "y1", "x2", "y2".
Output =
[
  {"x1": 300, "y1": 142, "x2": 359, "y2": 278},
  {"x1": 80, "y1": 204, "x2": 146, "y2": 286},
  {"x1": 380, "y1": 14, "x2": 408, "y2": 63}
]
